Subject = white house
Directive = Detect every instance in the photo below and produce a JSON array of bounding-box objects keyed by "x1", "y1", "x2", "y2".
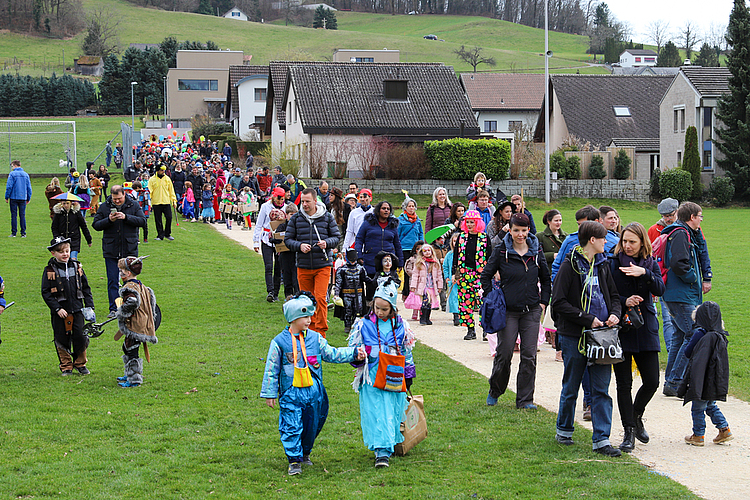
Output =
[
  {"x1": 659, "y1": 66, "x2": 731, "y2": 185},
  {"x1": 222, "y1": 6, "x2": 249, "y2": 21},
  {"x1": 226, "y1": 65, "x2": 269, "y2": 139},
  {"x1": 619, "y1": 49, "x2": 658, "y2": 68}
]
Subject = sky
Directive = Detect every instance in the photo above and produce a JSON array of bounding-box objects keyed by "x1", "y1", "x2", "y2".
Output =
[{"x1": 604, "y1": 0, "x2": 735, "y2": 45}]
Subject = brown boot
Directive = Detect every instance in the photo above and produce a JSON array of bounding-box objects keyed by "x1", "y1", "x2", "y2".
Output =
[
  {"x1": 684, "y1": 434, "x2": 705, "y2": 446},
  {"x1": 713, "y1": 427, "x2": 733, "y2": 444}
]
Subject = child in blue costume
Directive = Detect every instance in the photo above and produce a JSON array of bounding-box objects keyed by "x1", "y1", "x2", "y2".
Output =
[
  {"x1": 261, "y1": 292, "x2": 366, "y2": 476},
  {"x1": 348, "y1": 278, "x2": 416, "y2": 468}
]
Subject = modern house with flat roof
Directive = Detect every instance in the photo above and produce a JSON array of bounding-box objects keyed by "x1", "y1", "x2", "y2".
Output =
[
  {"x1": 167, "y1": 50, "x2": 244, "y2": 119},
  {"x1": 332, "y1": 49, "x2": 400, "y2": 63}
]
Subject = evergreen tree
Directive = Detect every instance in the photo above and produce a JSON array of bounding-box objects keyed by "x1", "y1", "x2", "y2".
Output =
[
  {"x1": 715, "y1": 0, "x2": 750, "y2": 198},
  {"x1": 206, "y1": 40, "x2": 219, "y2": 50},
  {"x1": 325, "y1": 8, "x2": 337, "y2": 29},
  {"x1": 694, "y1": 42, "x2": 720, "y2": 67},
  {"x1": 683, "y1": 126, "x2": 702, "y2": 198},
  {"x1": 99, "y1": 54, "x2": 126, "y2": 114},
  {"x1": 196, "y1": 0, "x2": 213, "y2": 15},
  {"x1": 46, "y1": 74, "x2": 59, "y2": 116},
  {"x1": 138, "y1": 48, "x2": 169, "y2": 114},
  {"x1": 30, "y1": 78, "x2": 47, "y2": 116},
  {"x1": 658, "y1": 41, "x2": 682, "y2": 67},
  {"x1": 613, "y1": 149, "x2": 632, "y2": 179},
  {"x1": 160, "y1": 36, "x2": 179, "y2": 68},
  {"x1": 313, "y1": 5, "x2": 327, "y2": 28}
]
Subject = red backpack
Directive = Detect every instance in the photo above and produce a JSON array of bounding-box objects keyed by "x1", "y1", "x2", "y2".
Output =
[{"x1": 652, "y1": 226, "x2": 690, "y2": 285}]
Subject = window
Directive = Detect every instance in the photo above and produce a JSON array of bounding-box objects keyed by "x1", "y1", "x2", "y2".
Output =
[
  {"x1": 384, "y1": 80, "x2": 408, "y2": 100},
  {"x1": 703, "y1": 140, "x2": 713, "y2": 170},
  {"x1": 703, "y1": 107, "x2": 712, "y2": 127},
  {"x1": 677, "y1": 151, "x2": 682, "y2": 165},
  {"x1": 294, "y1": 100, "x2": 298, "y2": 123},
  {"x1": 645, "y1": 57, "x2": 655, "y2": 62},
  {"x1": 508, "y1": 120, "x2": 522, "y2": 130},
  {"x1": 635, "y1": 57, "x2": 642, "y2": 63},
  {"x1": 680, "y1": 108, "x2": 685, "y2": 131},
  {"x1": 484, "y1": 120, "x2": 498, "y2": 133},
  {"x1": 613, "y1": 106, "x2": 631, "y2": 117},
  {"x1": 178, "y1": 79, "x2": 218, "y2": 91},
  {"x1": 254, "y1": 88, "x2": 267, "y2": 101},
  {"x1": 231, "y1": 11, "x2": 240, "y2": 17},
  {"x1": 355, "y1": 57, "x2": 374, "y2": 62},
  {"x1": 254, "y1": 115, "x2": 265, "y2": 126},
  {"x1": 674, "y1": 107, "x2": 685, "y2": 133}
]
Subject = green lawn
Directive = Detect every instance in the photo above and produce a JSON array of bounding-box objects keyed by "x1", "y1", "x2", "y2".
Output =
[
  {"x1": 0, "y1": 178, "x2": 706, "y2": 498},
  {"x1": 0, "y1": 1, "x2": 606, "y2": 78}
]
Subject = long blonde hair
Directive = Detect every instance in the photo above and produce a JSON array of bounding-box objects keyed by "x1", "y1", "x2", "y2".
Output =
[
  {"x1": 415, "y1": 243, "x2": 435, "y2": 270},
  {"x1": 77, "y1": 175, "x2": 89, "y2": 189},
  {"x1": 49, "y1": 177, "x2": 60, "y2": 188}
]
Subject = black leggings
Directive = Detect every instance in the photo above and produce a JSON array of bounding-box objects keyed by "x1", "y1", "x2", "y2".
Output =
[{"x1": 613, "y1": 350, "x2": 660, "y2": 428}]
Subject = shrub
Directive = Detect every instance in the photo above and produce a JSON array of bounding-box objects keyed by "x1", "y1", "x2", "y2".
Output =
[
  {"x1": 191, "y1": 117, "x2": 233, "y2": 141},
  {"x1": 708, "y1": 176, "x2": 735, "y2": 206},
  {"x1": 613, "y1": 149, "x2": 632, "y2": 179},
  {"x1": 550, "y1": 151, "x2": 567, "y2": 178},
  {"x1": 382, "y1": 144, "x2": 430, "y2": 179},
  {"x1": 566, "y1": 155, "x2": 582, "y2": 179},
  {"x1": 659, "y1": 168, "x2": 692, "y2": 202},
  {"x1": 650, "y1": 168, "x2": 661, "y2": 199},
  {"x1": 588, "y1": 155, "x2": 606, "y2": 179},
  {"x1": 682, "y1": 126, "x2": 703, "y2": 199},
  {"x1": 424, "y1": 138, "x2": 510, "y2": 180}
]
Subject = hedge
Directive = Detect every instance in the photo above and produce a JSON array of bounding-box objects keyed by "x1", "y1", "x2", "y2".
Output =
[
  {"x1": 424, "y1": 138, "x2": 511, "y2": 180},
  {"x1": 659, "y1": 168, "x2": 692, "y2": 202},
  {"x1": 708, "y1": 176, "x2": 734, "y2": 206}
]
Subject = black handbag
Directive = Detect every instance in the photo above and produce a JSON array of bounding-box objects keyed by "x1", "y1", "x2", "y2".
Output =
[
  {"x1": 578, "y1": 326, "x2": 624, "y2": 365},
  {"x1": 622, "y1": 305, "x2": 644, "y2": 330}
]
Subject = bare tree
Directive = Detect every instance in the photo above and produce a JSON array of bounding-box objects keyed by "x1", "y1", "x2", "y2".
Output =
[
  {"x1": 704, "y1": 22, "x2": 728, "y2": 52},
  {"x1": 453, "y1": 45, "x2": 497, "y2": 73},
  {"x1": 81, "y1": 8, "x2": 121, "y2": 57},
  {"x1": 644, "y1": 20, "x2": 670, "y2": 55},
  {"x1": 678, "y1": 21, "x2": 701, "y2": 60}
]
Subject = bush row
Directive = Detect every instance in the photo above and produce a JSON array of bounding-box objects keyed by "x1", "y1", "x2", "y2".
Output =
[{"x1": 424, "y1": 138, "x2": 511, "y2": 181}]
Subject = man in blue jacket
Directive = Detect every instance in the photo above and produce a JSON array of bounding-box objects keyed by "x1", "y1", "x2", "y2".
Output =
[
  {"x1": 551, "y1": 205, "x2": 617, "y2": 280},
  {"x1": 662, "y1": 201, "x2": 712, "y2": 397},
  {"x1": 5, "y1": 160, "x2": 32, "y2": 238}
]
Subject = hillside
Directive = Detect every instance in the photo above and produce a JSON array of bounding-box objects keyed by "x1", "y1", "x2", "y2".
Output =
[{"x1": 0, "y1": 0, "x2": 606, "y2": 78}]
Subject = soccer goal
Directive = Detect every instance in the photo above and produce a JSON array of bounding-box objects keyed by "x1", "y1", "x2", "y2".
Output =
[{"x1": 0, "y1": 120, "x2": 77, "y2": 174}]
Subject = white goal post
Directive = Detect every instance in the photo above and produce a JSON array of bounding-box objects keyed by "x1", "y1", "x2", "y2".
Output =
[{"x1": 0, "y1": 120, "x2": 77, "y2": 173}]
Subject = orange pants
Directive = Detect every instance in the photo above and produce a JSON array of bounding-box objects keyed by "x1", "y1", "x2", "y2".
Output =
[{"x1": 297, "y1": 267, "x2": 330, "y2": 337}]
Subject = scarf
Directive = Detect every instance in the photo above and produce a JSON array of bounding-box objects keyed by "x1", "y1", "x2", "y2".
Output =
[{"x1": 403, "y1": 211, "x2": 418, "y2": 223}]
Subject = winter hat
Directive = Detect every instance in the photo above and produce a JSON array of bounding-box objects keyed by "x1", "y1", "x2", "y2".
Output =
[
  {"x1": 271, "y1": 187, "x2": 286, "y2": 198},
  {"x1": 283, "y1": 292, "x2": 317, "y2": 323},
  {"x1": 359, "y1": 188, "x2": 372, "y2": 197},
  {"x1": 373, "y1": 278, "x2": 399, "y2": 310},
  {"x1": 47, "y1": 236, "x2": 71, "y2": 251},
  {"x1": 657, "y1": 198, "x2": 679, "y2": 215},
  {"x1": 344, "y1": 193, "x2": 357, "y2": 203},
  {"x1": 463, "y1": 209, "x2": 482, "y2": 220}
]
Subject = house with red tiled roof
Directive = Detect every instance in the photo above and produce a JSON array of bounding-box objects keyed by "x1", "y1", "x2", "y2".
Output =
[{"x1": 459, "y1": 73, "x2": 545, "y2": 137}]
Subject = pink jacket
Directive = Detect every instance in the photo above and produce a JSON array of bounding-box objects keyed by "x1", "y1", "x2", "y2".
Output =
[{"x1": 410, "y1": 260, "x2": 444, "y2": 296}]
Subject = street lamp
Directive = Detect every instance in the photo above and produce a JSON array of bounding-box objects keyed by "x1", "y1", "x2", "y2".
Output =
[
  {"x1": 131, "y1": 81, "x2": 138, "y2": 133},
  {"x1": 544, "y1": 0, "x2": 551, "y2": 204},
  {"x1": 163, "y1": 76, "x2": 167, "y2": 127}
]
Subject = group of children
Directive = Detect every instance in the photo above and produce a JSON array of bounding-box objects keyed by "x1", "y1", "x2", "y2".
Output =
[{"x1": 37, "y1": 236, "x2": 158, "y2": 387}]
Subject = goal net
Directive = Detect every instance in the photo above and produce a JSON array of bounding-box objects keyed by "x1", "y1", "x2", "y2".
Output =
[{"x1": 0, "y1": 120, "x2": 77, "y2": 175}]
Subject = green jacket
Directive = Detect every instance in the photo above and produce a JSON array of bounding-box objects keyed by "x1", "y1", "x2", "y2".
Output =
[{"x1": 539, "y1": 226, "x2": 568, "y2": 271}]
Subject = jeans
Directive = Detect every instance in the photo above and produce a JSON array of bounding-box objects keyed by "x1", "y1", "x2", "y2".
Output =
[
  {"x1": 152, "y1": 204, "x2": 172, "y2": 239},
  {"x1": 664, "y1": 302, "x2": 697, "y2": 388},
  {"x1": 9, "y1": 199, "x2": 27, "y2": 236},
  {"x1": 691, "y1": 400, "x2": 729, "y2": 437},
  {"x1": 659, "y1": 297, "x2": 675, "y2": 354},
  {"x1": 488, "y1": 307, "x2": 542, "y2": 407},
  {"x1": 105, "y1": 257, "x2": 121, "y2": 312},
  {"x1": 261, "y1": 244, "x2": 281, "y2": 296},
  {"x1": 556, "y1": 335, "x2": 613, "y2": 449},
  {"x1": 613, "y1": 351, "x2": 660, "y2": 428}
]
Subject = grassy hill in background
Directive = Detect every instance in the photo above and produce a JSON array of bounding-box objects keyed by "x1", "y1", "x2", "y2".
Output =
[{"x1": 0, "y1": 0, "x2": 606, "y2": 78}]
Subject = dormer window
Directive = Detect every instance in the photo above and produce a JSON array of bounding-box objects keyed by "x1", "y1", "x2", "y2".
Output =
[
  {"x1": 613, "y1": 106, "x2": 631, "y2": 117},
  {"x1": 384, "y1": 80, "x2": 408, "y2": 101}
]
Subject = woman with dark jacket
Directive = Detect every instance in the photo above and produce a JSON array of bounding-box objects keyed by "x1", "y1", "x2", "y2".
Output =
[
  {"x1": 51, "y1": 201, "x2": 93, "y2": 260},
  {"x1": 486, "y1": 200, "x2": 516, "y2": 250},
  {"x1": 539, "y1": 209, "x2": 568, "y2": 270},
  {"x1": 609, "y1": 222, "x2": 665, "y2": 453},
  {"x1": 97, "y1": 166, "x2": 111, "y2": 197},
  {"x1": 425, "y1": 187, "x2": 452, "y2": 233},
  {"x1": 482, "y1": 213, "x2": 551, "y2": 409},
  {"x1": 355, "y1": 201, "x2": 403, "y2": 299},
  {"x1": 551, "y1": 221, "x2": 622, "y2": 458}
]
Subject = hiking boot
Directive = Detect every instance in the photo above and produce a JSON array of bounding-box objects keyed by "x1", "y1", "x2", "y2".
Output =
[
  {"x1": 713, "y1": 427, "x2": 733, "y2": 444},
  {"x1": 301, "y1": 455, "x2": 313, "y2": 465},
  {"x1": 288, "y1": 462, "x2": 302, "y2": 475},
  {"x1": 464, "y1": 327, "x2": 476, "y2": 341},
  {"x1": 555, "y1": 434, "x2": 574, "y2": 446},
  {"x1": 619, "y1": 427, "x2": 635, "y2": 453},
  {"x1": 374, "y1": 456, "x2": 390, "y2": 468},
  {"x1": 634, "y1": 413, "x2": 649, "y2": 443},
  {"x1": 583, "y1": 405, "x2": 592, "y2": 421},
  {"x1": 486, "y1": 392, "x2": 498, "y2": 406},
  {"x1": 76, "y1": 367, "x2": 90, "y2": 375},
  {"x1": 61, "y1": 370, "x2": 73, "y2": 376},
  {"x1": 594, "y1": 445, "x2": 622, "y2": 457},
  {"x1": 685, "y1": 434, "x2": 704, "y2": 446}
]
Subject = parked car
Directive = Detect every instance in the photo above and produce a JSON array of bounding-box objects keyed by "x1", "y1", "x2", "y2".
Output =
[{"x1": 423, "y1": 34, "x2": 438, "y2": 40}]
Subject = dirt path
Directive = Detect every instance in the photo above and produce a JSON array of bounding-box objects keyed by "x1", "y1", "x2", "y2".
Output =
[{"x1": 212, "y1": 223, "x2": 750, "y2": 500}]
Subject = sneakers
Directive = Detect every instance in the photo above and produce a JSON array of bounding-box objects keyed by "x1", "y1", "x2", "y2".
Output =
[
  {"x1": 519, "y1": 403, "x2": 537, "y2": 410},
  {"x1": 486, "y1": 392, "x2": 498, "y2": 406},
  {"x1": 107, "y1": 311, "x2": 117, "y2": 319},
  {"x1": 166, "y1": 236, "x2": 174, "y2": 241},
  {"x1": 117, "y1": 376, "x2": 128, "y2": 382},
  {"x1": 288, "y1": 462, "x2": 302, "y2": 475},
  {"x1": 267, "y1": 292, "x2": 276, "y2": 303},
  {"x1": 374, "y1": 456, "x2": 390, "y2": 468},
  {"x1": 143, "y1": 238, "x2": 148, "y2": 243},
  {"x1": 118, "y1": 381, "x2": 140, "y2": 388},
  {"x1": 61, "y1": 370, "x2": 73, "y2": 376},
  {"x1": 555, "y1": 434, "x2": 574, "y2": 446},
  {"x1": 76, "y1": 367, "x2": 90, "y2": 375},
  {"x1": 713, "y1": 427, "x2": 733, "y2": 444},
  {"x1": 663, "y1": 384, "x2": 680, "y2": 397},
  {"x1": 582, "y1": 405, "x2": 592, "y2": 421},
  {"x1": 301, "y1": 456, "x2": 313, "y2": 465},
  {"x1": 594, "y1": 445, "x2": 622, "y2": 457},
  {"x1": 155, "y1": 237, "x2": 164, "y2": 241},
  {"x1": 482, "y1": 331, "x2": 487, "y2": 341},
  {"x1": 685, "y1": 434, "x2": 705, "y2": 446}
]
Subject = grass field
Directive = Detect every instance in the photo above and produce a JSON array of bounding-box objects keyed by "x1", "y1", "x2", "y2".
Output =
[
  {"x1": 0, "y1": 178, "x2": 709, "y2": 498},
  {"x1": 0, "y1": 0, "x2": 607, "y2": 79}
]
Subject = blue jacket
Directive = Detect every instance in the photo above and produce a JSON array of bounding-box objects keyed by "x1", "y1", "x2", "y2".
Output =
[
  {"x1": 5, "y1": 167, "x2": 32, "y2": 201},
  {"x1": 397, "y1": 213, "x2": 424, "y2": 252},
  {"x1": 662, "y1": 221, "x2": 708, "y2": 305},
  {"x1": 551, "y1": 229, "x2": 618, "y2": 281},
  {"x1": 355, "y1": 212, "x2": 404, "y2": 275}
]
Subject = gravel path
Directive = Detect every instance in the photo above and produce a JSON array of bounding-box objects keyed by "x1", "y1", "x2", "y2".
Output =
[{"x1": 213, "y1": 223, "x2": 750, "y2": 500}]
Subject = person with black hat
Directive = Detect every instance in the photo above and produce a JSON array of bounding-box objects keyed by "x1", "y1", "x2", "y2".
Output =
[{"x1": 41, "y1": 236, "x2": 95, "y2": 376}]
